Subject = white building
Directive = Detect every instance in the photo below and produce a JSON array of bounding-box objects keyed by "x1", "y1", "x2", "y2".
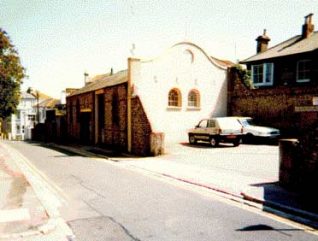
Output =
[
  {"x1": 131, "y1": 42, "x2": 232, "y2": 144},
  {"x1": 10, "y1": 92, "x2": 36, "y2": 140},
  {"x1": 67, "y1": 42, "x2": 233, "y2": 155}
]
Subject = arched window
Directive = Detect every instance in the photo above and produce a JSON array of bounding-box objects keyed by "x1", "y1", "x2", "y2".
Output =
[
  {"x1": 188, "y1": 89, "x2": 200, "y2": 107},
  {"x1": 168, "y1": 88, "x2": 181, "y2": 107}
]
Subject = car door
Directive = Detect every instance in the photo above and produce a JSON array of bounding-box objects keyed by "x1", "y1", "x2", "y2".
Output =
[{"x1": 194, "y1": 119, "x2": 210, "y2": 140}]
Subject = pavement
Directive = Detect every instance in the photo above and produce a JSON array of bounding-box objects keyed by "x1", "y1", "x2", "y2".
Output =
[
  {"x1": 0, "y1": 140, "x2": 317, "y2": 240},
  {"x1": 0, "y1": 141, "x2": 75, "y2": 241}
]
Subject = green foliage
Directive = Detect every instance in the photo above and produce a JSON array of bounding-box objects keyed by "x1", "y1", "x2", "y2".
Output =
[
  {"x1": 0, "y1": 28, "x2": 25, "y2": 119},
  {"x1": 233, "y1": 64, "x2": 253, "y2": 89}
]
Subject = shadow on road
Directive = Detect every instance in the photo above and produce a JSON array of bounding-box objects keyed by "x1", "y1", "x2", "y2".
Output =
[
  {"x1": 247, "y1": 181, "x2": 318, "y2": 228},
  {"x1": 236, "y1": 224, "x2": 300, "y2": 236}
]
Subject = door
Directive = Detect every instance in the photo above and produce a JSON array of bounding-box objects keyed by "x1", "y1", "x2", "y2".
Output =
[{"x1": 80, "y1": 112, "x2": 91, "y2": 144}]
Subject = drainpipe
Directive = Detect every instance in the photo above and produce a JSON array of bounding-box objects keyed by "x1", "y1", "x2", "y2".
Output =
[{"x1": 127, "y1": 57, "x2": 140, "y2": 153}]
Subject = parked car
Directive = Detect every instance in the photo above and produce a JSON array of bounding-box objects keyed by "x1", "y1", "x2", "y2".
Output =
[
  {"x1": 188, "y1": 117, "x2": 243, "y2": 147},
  {"x1": 236, "y1": 117, "x2": 280, "y2": 141}
]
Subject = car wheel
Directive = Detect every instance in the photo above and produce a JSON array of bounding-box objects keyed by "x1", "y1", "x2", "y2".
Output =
[
  {"x1": 189, "y1": 135, "x2": 197, "y2": 144},
  {"x1": 244, "y1": 133, "x2": 254, "y2": 143},
  {"x1": 233, "y1": 138, "x2": 240, "y2": 147},
  {"x1": 210, "y1": 137, "x2": 219, "y2": 147}
]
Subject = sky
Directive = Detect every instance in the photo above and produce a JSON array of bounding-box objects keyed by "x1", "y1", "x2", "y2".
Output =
[{"x1": 0, "y1": 0, "x2": 317, "y2": 98}]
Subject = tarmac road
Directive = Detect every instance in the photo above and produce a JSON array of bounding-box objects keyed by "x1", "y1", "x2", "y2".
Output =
[{"x1": 6, "y1": 141, "x2": 318, "y2": 241}]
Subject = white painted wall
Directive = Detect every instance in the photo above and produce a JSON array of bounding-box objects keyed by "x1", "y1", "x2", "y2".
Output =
[
  {"x1": 132, "y1": 42, "x2": 228, "y2": 145},
  {"x1": 10, "y1": 93, "x2": 36, "y2": 140}
]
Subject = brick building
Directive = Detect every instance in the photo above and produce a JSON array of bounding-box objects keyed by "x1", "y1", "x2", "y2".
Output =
[
  {"x1": 66, "y1": 42, "x2": 232, "y2": 155},
  {"x1": 229, "y1": 14, "x2": 318, "y2": 135}
]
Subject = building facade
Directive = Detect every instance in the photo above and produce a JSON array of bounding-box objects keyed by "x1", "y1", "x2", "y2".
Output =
[
  {"x1": 67, "y1": 42, "x2": 231, "y2": 155},
  {"x1": 10, "y1": 92, "x2": 36, "y2": 140},
  {"x1": 229, "y1": 14, "x2": 318, "y2": 134}
]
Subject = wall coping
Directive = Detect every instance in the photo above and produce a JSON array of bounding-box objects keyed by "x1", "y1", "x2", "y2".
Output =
[{"x1": 295, "y1": 106, "x2": 318, "y2": 112}]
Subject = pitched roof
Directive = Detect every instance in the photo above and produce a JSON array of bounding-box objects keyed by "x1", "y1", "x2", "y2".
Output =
[
  {"x1": 241, "y1": 31, "x2": 318, "y2": 63},
  {"x1": 69, "y1": 70, "x2": 128, "y2": 96},
  {"x1": 37, "y1": 98, "x2": 61, "y2": 108},
  {"x1": 21, "y1": 92, "x2": 36, "y2": 99}
]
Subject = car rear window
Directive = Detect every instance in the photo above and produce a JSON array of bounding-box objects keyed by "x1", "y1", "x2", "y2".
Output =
[{"x1": 217, "y1": 118, "x2": 242, "y2": 129}]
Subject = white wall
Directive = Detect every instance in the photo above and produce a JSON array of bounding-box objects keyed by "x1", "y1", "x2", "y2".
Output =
[
  {"x1": 132, "y1": 42, "x2": 228, "y2": 145},
  {"x1": 10, "y1": 96, "x2": 36, "y2": 140}
]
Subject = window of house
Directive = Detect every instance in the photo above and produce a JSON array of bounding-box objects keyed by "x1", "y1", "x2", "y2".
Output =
[
  {"x1": 251, "y1": 63, "x2": 274, "y2": 86},
  {"x1": 188, "y1": 90, "x2": 200, "y2": 107},
  {"x1": 168, "y1": 88, "x2": 182, "y2": 107},
  {"x1": 297, "y1": 59, "x2": 311, "y2": 83},
  {"x1": 28, "y1": 115, "x2": 35, "y2": 121}
]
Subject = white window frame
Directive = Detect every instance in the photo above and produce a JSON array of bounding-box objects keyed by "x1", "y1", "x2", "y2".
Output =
[
  {"x1": 297, "y1": 59, "x2": 311, "y2": 83},
  {"x1": 251, "y1": 63, "x2": 274, "y2": 86}
]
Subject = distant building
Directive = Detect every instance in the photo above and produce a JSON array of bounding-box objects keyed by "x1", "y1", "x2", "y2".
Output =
[
  {"x1": 37, "y1": 97, "x2": 61, "y2": 123},
  {"x1": 9, "y1": 90, "x2": 61, "y2": 140},
  {"x1": 10, "y1": 92, "x2": 36, "y2": 140},
  {"x1": 67, "y1": 42, "x2": 232, "y2": 155}
]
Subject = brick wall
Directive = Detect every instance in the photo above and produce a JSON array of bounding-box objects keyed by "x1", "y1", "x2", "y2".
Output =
[
  {"x1": 228, "y1": 67, "x2": 318, "y2": 135},
  {"x1": 65, "y1": 83, "x2": 163, "y2": 156},
  {"x1": 298, "y1": 124, "x2": 318, "y2": 191},
  {"x1": 66, "y1": 92, "x2": 94, "y2": 143},
  {"x1": 131, "y1": 96, "x2": 152, "y2": 156},
  {"x1": 279, "y1": 123, "x2": 318, "y2": 191},
  {"x1": 104, "y1": 84, "x2": 127, "y2": 150}
]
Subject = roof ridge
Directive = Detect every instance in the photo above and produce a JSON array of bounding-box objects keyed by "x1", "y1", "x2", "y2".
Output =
[{"x1": 241, "y1": 32, "x2": 318, "y2": 63}]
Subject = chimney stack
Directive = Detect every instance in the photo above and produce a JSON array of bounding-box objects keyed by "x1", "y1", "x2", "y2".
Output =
[
  {"x1": 256, "y1": 29, "x2": 271, "y2": 53},
  {"x1": 302, "y1": 13, "x2": 314, "y2": 38}
]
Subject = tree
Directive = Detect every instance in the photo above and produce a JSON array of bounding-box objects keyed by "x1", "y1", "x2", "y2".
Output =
[{"x1": 0, "y1": 28, "x2": 25, "y2": 120}]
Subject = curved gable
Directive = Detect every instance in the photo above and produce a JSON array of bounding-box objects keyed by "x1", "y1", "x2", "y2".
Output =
[{"x1": 141, "y1": 41, "x2": 228, "y2": 70}]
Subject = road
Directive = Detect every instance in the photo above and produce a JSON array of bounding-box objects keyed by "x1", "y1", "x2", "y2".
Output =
[{"x1": 7, "y1": 141, "x2": 318, "y2": 241}]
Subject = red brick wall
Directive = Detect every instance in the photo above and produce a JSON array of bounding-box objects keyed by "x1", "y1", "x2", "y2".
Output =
[
  {"x1": 104, "y1": 84, "x2": 127, "y2": 150},
  {"x1": 279, "y1": 124, "x2": 318, "y2": 191},
  {"x1": 66, "y1": 92, "x2": 94, "y2": 143},
  {"x1": 228, "y1": 68, "x2": 318, "y2": 135},
  {"x1": 66, "y1": 84, "x2": 162, "y2": 156},
  {"x1": 131, "y1": 96, "x2": 152, "y2": 156}
]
